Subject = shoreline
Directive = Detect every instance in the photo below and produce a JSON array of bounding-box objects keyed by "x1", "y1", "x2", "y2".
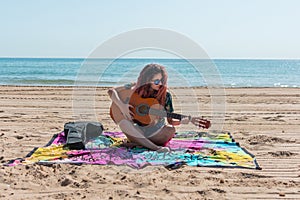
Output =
[
  {"x1": 1, "y1": 84, "x2": 300, "y2": 89},
  {"x1": 1, "y1": 56, "x2": 300, "y2": 60}
]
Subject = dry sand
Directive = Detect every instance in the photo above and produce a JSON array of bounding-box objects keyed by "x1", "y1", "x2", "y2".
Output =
[{"x1": 0, "y1": 86, "x2": 299, "y2": 199}]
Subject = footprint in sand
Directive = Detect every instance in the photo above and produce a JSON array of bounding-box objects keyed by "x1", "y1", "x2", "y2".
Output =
[
  {"x1": 247, "y1": 135, "x2": 295, "y2": 145},
  {"x1": 263, "y1": 115, "x2": 286, "y2": 122},
  {"x1": 268, "y1": 151, "x2": 297, "y2": 157}
]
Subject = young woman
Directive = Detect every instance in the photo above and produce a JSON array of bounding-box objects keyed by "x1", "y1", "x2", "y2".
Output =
[{"x1": 108, "y1": 64, "x2": 189, "y2": 152}]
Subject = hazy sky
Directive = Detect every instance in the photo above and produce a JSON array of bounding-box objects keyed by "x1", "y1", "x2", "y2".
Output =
[{"x1": 1, "y1": 0, "x2": 299, "y2": 58}]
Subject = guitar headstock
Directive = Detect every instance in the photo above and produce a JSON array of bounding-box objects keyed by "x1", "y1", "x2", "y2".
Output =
[{"x1": 191, "y1": 117, "x2": 211, "y2": 129}]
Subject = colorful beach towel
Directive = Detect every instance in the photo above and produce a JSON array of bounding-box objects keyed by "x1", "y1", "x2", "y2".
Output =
[{"x1": 6, "y1": 131, "x2": 261, "y2": 170}]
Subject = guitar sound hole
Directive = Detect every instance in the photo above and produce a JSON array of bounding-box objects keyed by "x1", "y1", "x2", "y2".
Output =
[{"x1": 136, "y1": 104, "x2": 149, "y2": 116}]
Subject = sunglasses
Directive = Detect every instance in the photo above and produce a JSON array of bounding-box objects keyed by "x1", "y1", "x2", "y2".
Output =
[{"x1": 152, "y1": 79, "x2": 162, "y2": 85}]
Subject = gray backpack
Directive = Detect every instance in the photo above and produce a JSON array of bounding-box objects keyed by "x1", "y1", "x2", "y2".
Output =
[{"x1": 64, "y1": 121, "x2": 104, "y2": 150}]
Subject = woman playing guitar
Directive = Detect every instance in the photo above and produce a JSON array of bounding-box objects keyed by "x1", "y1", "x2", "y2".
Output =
[{"x1": 108, "y1": 64, "x2": 210, "y2": 153}]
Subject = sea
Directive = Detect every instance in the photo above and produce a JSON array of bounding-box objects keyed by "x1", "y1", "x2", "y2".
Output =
[{"x1": 0, "y1": 58, "x2": 299, "y2": 88}]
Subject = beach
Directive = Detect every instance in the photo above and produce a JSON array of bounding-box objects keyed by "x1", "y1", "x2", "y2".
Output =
[{"x1": 0, "y1": 85, "x2": 299, "y2": 199}]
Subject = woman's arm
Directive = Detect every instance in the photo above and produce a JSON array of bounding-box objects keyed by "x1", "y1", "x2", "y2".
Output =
[
  {"x1": 167, "y1": 117, "x2": 190, "y2": 126},
  {"x1": 108, "y1": 86, "x2": 133, "y2": 120},
  {"x1": 165, "y1": 92, "x2": 189, "y2": 126},
  {"x1": 167, "y1": 118, "x2": 180, "y2": 126}
]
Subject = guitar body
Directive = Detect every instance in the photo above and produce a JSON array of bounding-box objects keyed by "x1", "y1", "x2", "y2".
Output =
[
  {"x1": 128, "y1": 93, "x2": 163, "y2": 126},
  {"x1": 110, "y1": 89, "x2": 162, "y2": 125}
]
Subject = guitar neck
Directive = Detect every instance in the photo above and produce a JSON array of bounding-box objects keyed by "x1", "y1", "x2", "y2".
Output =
[
  {"x1": 167, "y1": 112, "x2": 189, "y2": 120},
  {"x1": 150, "y1": 109, "x2": 188, "y2": 120}
]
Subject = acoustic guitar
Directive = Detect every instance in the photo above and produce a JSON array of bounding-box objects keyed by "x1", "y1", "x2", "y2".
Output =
[{"x1": 110, "y1": 88, "x2": 211, "y2": 129}]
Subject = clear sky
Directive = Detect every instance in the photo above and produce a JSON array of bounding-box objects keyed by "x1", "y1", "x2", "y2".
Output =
[{"x1": 1, "y1": 0, "x2": 300, "y2": 58}]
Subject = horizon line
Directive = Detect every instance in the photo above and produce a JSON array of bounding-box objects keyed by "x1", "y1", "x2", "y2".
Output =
[{"x1": 1, "y1": 56, "x2": 300, "y2": 60}]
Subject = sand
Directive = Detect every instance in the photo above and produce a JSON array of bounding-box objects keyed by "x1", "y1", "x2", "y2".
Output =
[{"x1": 0, "y1": 86, "x2": 299, "y2": 199}]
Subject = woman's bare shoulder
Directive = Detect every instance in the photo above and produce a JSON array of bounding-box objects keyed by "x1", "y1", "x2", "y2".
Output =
[
  {"x1": 124, "y1": 82, "x2": 136, "y2": 89},
  {"x1": 110, "y1": 82, "x2": 136, "y2": 92}
]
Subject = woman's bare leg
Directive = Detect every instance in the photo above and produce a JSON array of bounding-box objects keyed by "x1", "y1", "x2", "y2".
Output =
[
  {"x1": 147, "y1": 125, "x2": 176, "y2": 146},
  {"x1": 118, "y1": 119, "x2": 160, "y2": 150}
]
